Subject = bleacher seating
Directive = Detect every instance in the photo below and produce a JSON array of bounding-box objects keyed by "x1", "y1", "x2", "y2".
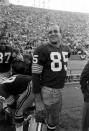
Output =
[{"x1": 0, "y1": 4, "x2": 89, "y2": 51}]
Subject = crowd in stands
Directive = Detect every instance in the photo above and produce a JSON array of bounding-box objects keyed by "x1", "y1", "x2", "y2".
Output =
[{"x1": 0, "y1": 3, "x2": 89, "y2": 55}]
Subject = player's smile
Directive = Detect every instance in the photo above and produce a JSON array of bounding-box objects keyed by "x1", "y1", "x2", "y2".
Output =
[
  {"x1": 49, "y1": 33, "x2": 60, "y2": 43},
  {"x1": 50, "y1": 36, "x2": 58, "y2": 43}
]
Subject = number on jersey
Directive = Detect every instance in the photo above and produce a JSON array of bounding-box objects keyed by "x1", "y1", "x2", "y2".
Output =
[
  {"x1": 33, "y1": 52, "x2": 68, "y2": 72},
  {"x1": 50, "y1": 52, "x2": 68, "y2": 71},
  {"x1": 0, "y1": 52, "x2": 11, "y2": 63}
]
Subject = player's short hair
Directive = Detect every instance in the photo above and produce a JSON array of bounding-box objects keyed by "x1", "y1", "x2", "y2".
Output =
[{"x1": 47, "y1": 23, "x2": 61, "y2": 34}]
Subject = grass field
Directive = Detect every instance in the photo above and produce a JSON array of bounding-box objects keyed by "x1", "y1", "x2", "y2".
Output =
[{"x1": 60, "y1": 59, "x2": 87, "y2": 131}]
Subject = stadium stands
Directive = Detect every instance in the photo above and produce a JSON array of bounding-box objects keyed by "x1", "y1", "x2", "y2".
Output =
[{"x1": 0, "y1": 4, "x2": 89, "y2": 52}]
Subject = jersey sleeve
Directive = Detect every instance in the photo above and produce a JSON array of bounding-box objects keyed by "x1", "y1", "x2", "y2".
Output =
[
  {"x1": 32, "y1": 46, "x2": 47, "y2": 74},
  {"x1": 32, "y1": 46, "x2": 47, "y2": 94}
]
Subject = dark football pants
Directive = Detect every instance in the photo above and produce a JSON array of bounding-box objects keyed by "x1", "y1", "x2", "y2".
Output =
[
  {"x1": 81, "y1": 102, "x2": 89, "y2": 131},
  {"x1": 41, "y1": 86, "x2": 62, "y2": 128},
  {"x1": 15, "y1": 85, "x2": 34, "y2": 117}
]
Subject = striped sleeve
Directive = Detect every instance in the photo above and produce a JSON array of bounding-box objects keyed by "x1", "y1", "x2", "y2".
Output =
[
  {"x1": 32, "y1": 63, "x2": 43, "y2": 74},
  {"x1": 32, "y1": 46, "x2": 45, "y2": 93}
]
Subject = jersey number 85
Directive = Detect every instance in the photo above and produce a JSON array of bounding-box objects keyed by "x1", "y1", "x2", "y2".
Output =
[{"x1": 33, "y1": 52, "x2": 68, "y2": 72}]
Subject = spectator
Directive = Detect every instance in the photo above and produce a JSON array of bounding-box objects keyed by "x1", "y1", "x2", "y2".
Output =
[{"x1": 32, "y1": 24, "x2": 71, "y2": 131}]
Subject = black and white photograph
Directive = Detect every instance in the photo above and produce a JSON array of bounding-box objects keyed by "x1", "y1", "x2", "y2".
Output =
[{"x1": 0, "y1": 0, "x2": 89, "y2": 131}]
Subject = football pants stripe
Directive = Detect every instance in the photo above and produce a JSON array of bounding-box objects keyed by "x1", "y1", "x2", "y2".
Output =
[{"x1": 15, "y1": 84, "x2": 31, "y2": 115}]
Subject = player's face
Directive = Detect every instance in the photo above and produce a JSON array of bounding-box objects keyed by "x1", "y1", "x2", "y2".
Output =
[{"x1": 48, "y1": 25, "x2": 61, "y2": 45}]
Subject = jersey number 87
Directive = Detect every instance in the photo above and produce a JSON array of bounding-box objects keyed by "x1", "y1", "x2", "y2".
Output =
[{"x1": 0, "y1": 52, "x2": 11, "y2": 63}]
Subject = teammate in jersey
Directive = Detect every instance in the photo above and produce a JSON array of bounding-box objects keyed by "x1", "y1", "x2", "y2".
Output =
[
  {"x1": 32, "y1": 24, "x2": 71, "y2": 131},
  {"x1": 0, "y1": 74, "x2": 34, "y2": 129},
  {"x1": 0, "y1": 39, "x2": 24, "y2": 83}
]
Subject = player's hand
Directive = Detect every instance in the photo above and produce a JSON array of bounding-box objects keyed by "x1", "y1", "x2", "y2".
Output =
[
  {"x1": 36, "y1": 101, "x2": 45, "y2": 112},
  {"x1": 35, "y1": 109, "x2": 47, "y2": 123},
  {"x1": 35, "y1": 102, "x2": 46, "y2": 123},
  {"x1": 35, "y1": 101, "x2": 47, "y2": 123}
]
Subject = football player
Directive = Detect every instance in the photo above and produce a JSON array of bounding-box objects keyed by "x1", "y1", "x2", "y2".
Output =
[
  {"x1": 32, "y1": 24, "x2": 71, "y2": 131},
  {"x1": 80, "y1": 61, "x2": 89, "y2": 131},
  {"x1": 0, "y1": 74, "x2": 34, "y2": 130},
  {"x1": 0, "y1": 39, "x2": 24, "y2": 83}
]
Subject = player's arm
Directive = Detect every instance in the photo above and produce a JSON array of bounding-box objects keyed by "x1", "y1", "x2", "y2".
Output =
[
  {"x1": 80, "y1": 61, "x2": 89, "y2": 94},
  {"x1": 32, "y1": 46, "x2": 46, "y2": 108}
]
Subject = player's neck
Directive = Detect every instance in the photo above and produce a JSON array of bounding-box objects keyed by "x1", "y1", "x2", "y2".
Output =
[{"x1": 49, "y1": 42, "x2": 61, "y2": 48}]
